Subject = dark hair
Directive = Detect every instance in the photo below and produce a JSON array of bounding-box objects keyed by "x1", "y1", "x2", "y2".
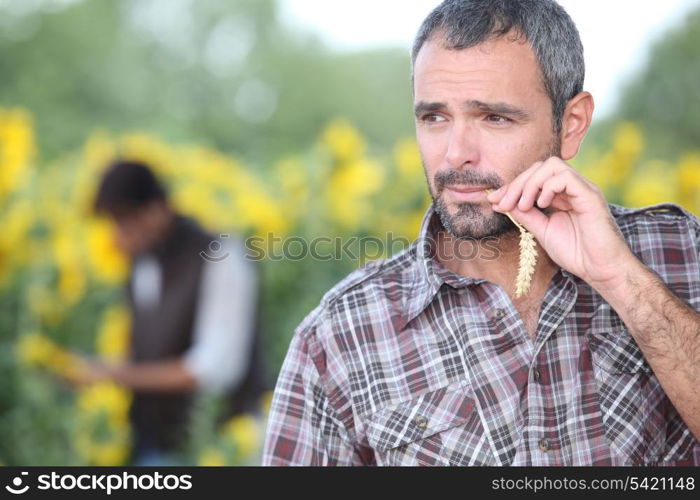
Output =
[
  {"x1": 412, "y1": 0, "x2": 584, "y2": 132},
  {"x1": 94, "y1": 160, "x2": 167, "y2": 216}
]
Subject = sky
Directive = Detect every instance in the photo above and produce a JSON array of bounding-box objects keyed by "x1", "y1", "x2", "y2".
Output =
[{"x1": 280, "y1": 0, "x2": 700, "y2": 118}]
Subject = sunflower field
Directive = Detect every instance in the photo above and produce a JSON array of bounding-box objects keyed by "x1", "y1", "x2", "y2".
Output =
[{"x1": 1, "y1": 103, "x2": 699, "y2": 465}]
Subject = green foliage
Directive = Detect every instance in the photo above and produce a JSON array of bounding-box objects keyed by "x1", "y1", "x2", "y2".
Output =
[
  {"x1": 0, "y1": 0, "x2": 414, "y2": 163},
  {"x1": 611, "y1": 5, "x2": 700, "y2": 159}
]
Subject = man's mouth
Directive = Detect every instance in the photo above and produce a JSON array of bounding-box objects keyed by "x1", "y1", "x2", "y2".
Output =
[
  {"x1": 445, "y1": 185, "x2": 490, "y2": 193},
  {"x1": 443, "y1": 185, "x2": 493, "y2": 202}
]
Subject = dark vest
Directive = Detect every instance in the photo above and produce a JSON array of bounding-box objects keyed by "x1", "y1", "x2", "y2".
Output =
[{"x1": 127, "y1": 215, "x2": 267, "y2": 453}]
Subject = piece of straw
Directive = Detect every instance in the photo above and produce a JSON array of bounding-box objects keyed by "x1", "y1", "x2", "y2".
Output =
[{"x1": 484, "y1": 189, "x2": 538, "y2": 298}]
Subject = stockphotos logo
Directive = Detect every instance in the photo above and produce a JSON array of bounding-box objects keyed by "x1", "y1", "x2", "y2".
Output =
[
  {"x1": 5, "y1": 472, "x2": 29, "y2": 494},
  {"x1": 4, "y1": 471, "x2": 192, "y2": 496}
]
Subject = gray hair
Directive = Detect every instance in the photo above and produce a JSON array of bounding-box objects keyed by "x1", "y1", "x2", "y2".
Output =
[{"x1": 412, "y1": 0, "x2": 584, "y2": 132}]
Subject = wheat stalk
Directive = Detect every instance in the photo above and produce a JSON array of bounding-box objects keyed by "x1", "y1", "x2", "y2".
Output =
[{"x1": 484, "y1": 189, "x2": 538, "y2": 298}]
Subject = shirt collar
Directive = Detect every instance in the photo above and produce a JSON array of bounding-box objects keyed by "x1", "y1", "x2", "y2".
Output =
[
  {"x1": 405, "y1": 204, "x2": 578, "y2": 326},
  {"x1": 405, "y1": 204, "x2": 487, "y2": 324}
]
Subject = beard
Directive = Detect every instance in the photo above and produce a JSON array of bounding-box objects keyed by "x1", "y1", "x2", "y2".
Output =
[{"x1": 427, "y1": 137, "x2": 561, "y2": 240}]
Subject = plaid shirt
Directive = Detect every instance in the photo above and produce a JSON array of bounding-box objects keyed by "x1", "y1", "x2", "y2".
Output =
[{"x1": 263, "y1": 202, "x2": 700, "y2": 466}]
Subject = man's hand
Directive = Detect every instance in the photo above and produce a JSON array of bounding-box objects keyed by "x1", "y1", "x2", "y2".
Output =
[
  {"x1": 488, "y1": 157, "x2": 700, "y2": 440},
  {"x1": 486, "y1": 157, "x2": 637, "y2": 291},
  {"x1": 70, "y1": 356, "x2": 114, "y2": 387}
]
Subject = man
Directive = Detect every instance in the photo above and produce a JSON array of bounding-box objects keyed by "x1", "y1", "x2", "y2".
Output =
[
  {"x1": 263, "y1": 0, "x2": 700, "y2": 466},
  {"x1": 84, "y1": 160, "x2": 267, "y2": 465}
]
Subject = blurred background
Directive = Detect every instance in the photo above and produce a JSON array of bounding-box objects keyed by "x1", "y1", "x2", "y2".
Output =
[{"x1": 1, "y1": 0, "x2": 699, "y2": 466}]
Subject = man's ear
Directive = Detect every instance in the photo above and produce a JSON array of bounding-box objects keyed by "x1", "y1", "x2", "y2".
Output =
[{"x1": 559, "y1": 91, "x2": 594, "y2": 161}]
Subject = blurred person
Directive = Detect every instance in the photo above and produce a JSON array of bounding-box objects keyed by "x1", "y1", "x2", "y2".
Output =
[
  {"x1": 81, "y1": 160, "x2": 267, "y2": 465},
  {"x1": 263, "y1": 0, "x2": 700, "y2": 465}
]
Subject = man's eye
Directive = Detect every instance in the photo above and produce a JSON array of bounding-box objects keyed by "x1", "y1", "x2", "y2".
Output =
[
  {"x1": 421, "y1": 114, "x2": 446, "y2": 123},
  {"x1": 486, "y1": 114, "x2": 511, "y2": 124}
]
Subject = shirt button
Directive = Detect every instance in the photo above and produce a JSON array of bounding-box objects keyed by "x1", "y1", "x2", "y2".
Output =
[
  {"x1": 492, "y1": 308, "x2": 505, "y2": 320},
  {"x1": 538, "y1": 438, "x2": 551, "y2": 452},
  {"x1": 415, "y1": 415, "x2": 428, "y2": 429},
  {"x1": 532, "y1": 368, "x2": 541, "y2": 383}
]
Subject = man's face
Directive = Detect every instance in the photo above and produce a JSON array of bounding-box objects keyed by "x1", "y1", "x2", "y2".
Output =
[
  {"x1": 111, "y1": 202, "x2": 169, "y2": 257},
  {"x1": 413, "y1": 34, "x2": 560, "y2": 240}
]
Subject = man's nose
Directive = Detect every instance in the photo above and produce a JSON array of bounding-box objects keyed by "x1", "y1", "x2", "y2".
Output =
[{"x1": 445, "y1": 122, "x2": 479, "y2": 169}]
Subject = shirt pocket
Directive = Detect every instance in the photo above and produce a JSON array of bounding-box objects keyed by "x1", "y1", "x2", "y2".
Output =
[
  {"x1": 588, "y1": 310, "x2": 697, "y2": 465},
  {"x1": 364, "y1": 380, "x2": 494, "y2": 466}
]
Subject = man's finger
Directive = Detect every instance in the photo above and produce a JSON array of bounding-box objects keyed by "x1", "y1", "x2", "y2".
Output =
[
  {"x1": 507, "y1": 204, "x2": 549, "y2": 243},
  {"x1": 517, "y1": 158, "x2": 571, "y2": 211},
  {"x1": 491, "y1": 160, "x2": 543, "y2": 209}
]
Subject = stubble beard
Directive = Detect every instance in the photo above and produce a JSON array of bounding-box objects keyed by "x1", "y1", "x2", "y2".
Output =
[
  {"x1": 427, "y1": 136, "x2": 561, "y2": 241},
  {"x1": 429, "y1": 170, "x2": 516, "y2": 240}
]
